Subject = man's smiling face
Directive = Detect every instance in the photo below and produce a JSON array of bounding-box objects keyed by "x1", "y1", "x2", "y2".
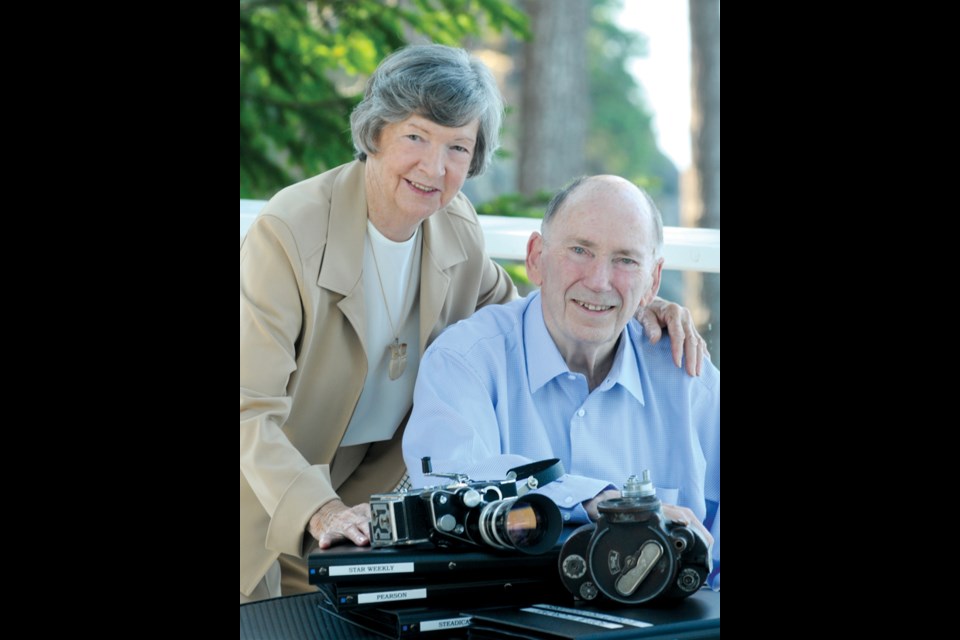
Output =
[{"x1": 526, "y1": 177, "x2": 663, "y2": 363}]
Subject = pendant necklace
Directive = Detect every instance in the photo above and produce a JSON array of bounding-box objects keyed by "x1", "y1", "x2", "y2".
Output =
[{"x1": 368, "y1": 233, "x2": 418, "y2": 380}]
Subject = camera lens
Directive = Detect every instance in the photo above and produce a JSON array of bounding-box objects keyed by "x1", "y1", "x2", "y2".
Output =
[{"x1": 477, "y1": 493, "x2": 562, "y2": 555}]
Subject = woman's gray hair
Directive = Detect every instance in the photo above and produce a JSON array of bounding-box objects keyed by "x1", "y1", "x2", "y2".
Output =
[{"x1": 350, "y1": 44, "x2": 503, "y2": 178}]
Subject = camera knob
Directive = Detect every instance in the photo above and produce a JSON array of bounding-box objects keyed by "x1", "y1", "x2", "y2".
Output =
[
  {"x1": 461, "y1": 489, "x2": 481, "y2": 508},
  {"x1": 623, "y1": 470, "x2": 656, "y2": 498},
  {"x1": 677, "y1": 568, "x2": 701, "y2": 593},
  {"x1": 562, "y1": 554, "x2": 588, "y2": 579},
  {"x1": 437, "y1": 514, "x2": 458, "y2": 532},
  {"x1": 579, "y1": 582, "x2": 599, "y2": 600}
]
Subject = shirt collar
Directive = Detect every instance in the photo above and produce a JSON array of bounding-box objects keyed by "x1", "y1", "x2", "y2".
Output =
[
  {"x1": 524, "y1": 293, "x2": 570, "y2": 394},
  {"x1": 523, "y1": 292, "x2": 646, "y2": 406},
  {"x1": 607, "y1": 323, "x2": 646, "y2": 406}
]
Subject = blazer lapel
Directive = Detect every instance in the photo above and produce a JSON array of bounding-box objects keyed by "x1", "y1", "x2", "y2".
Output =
[
  {"x1": 419, "y1": 206, "x2": 469, "y2": 354},
  {"x1": 318, "y1": 161, "x2": 368, "y2": 357}
]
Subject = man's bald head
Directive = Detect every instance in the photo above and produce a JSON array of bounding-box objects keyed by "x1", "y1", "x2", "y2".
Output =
[{"x1": 541, "y1": 175, "x2": 664, "y2": 259}]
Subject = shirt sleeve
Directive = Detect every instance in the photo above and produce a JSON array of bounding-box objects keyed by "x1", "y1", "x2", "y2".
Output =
[
  {"x1": 240, "y1": 215, "x2": 338, "y2": 556},
  {"x1": 536, "y1": 475, "x2": 615, "y2": 525},
  {"x1": 403, "y1": 346, "x2": 513, "y2": 486},
  {"x1": 694, "y1": 363, "x2": 720, "y2": 589},
  {"x1": 707, "y1": 501, "x2": 720, "y2": 589}
]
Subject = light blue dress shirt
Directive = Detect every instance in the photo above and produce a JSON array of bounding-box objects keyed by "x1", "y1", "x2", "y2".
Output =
[{"x1": 403, "y1": 292, "x2": 720, "y2": 586}]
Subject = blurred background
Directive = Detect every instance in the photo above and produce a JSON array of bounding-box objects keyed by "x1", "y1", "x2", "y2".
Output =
[{"x1": 239, "y1": 0, "x2": 719, "y2": 366}]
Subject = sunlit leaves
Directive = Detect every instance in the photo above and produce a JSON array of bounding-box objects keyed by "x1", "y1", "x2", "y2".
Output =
[{"x1": 240, "y1": 0, "x2": 527, "y2": 199}]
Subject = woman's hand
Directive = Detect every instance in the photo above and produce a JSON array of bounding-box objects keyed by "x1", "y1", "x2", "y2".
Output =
[
  {"x1": 308, "y1": 499, "x2": 372, "y2": 549},
  {"x1": 638, "y1": 297, "x2": 708, "y2": 376}
]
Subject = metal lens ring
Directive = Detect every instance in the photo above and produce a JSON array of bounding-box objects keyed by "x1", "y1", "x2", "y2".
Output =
[
  {"x1": 477, "y1": 493, "x2": 562, "y2": 554},
  {"x1": 478, "y1": 498, "x2": 516, "y2": 550}
]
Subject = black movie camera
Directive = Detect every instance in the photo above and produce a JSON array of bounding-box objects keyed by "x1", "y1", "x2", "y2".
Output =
[
  {"x1": 558, "y1": 470, "x2": 712, "y2": 604},
  {"x1": 369, "y1": 457, "x2": 564, "y2": 555}
]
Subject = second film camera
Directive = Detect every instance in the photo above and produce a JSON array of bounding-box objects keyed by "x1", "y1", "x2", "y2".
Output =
[
  {"x1": 558, "y1": 470, "x2": 712, "y2": 604},
  {"x1": 370, "y1": 457, "x2": 565, "y2": 554}
]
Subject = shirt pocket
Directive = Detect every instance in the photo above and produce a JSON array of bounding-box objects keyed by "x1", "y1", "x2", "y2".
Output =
[{"x1": 656, "y1": 487, "x2": 680, "y2": 505}]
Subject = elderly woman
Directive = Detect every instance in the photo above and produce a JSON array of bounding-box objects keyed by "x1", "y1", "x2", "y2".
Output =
[{"x1": 240, "y1": 44, "x2": 704, "y2": 603}]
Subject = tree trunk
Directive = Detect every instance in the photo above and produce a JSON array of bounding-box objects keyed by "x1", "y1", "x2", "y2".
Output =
[
  {"x1": 519, "y1": 0, "x2": 590, "y2": 196},
  {"x1": 689, "y1": 0, "x2": 720, "y2": 366}
]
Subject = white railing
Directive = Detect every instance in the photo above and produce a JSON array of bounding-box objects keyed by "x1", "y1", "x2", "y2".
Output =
[{"x1": 240, "y1": 199, "x2": 719, "y2": 273}]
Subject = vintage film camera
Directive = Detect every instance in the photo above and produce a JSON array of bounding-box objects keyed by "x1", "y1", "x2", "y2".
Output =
[
  {"x1": 370, "y1": 457, "x2": 564, "y2": 555},
  {"x1": 558, "y1": 470, "x2": 712, "y2": 604}
]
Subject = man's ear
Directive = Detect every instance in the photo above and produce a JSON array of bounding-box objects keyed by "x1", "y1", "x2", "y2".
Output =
[
  {"x1": 526, "y1": 232, "x2": 544, "y2": 286},
  {"x1": 642, "y1": 258, "x2": 665, "y2": 305}
]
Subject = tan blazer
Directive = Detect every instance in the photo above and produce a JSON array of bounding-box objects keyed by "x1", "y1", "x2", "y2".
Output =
[{"x1": 240, "y1": 161, "x2": 516, "y2": 595}]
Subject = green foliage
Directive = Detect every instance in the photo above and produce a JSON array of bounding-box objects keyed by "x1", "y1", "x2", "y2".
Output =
[
  {"x1": 474, "y1": 190, "x2": 551, "y2": 218},
  {"x1": 240, "y1": 0, "x2": 529, "y2": 199},
  {"x1": 501, "y1": 261, "x2": 531, "y2": 290}
]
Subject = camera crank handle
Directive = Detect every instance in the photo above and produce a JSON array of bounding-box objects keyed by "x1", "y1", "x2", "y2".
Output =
[
  {"x1": 615, "y1": 541, "x2": 664, "y2": 596},
  {"x1": 421, "y1": 457, "x2": 471, "y2": 484}
]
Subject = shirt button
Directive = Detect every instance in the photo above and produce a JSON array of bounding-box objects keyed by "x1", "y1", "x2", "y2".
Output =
[
  {"x1": 567, "y1": 374, "x2": 576, "y2": 380},
  {"x1": 563, "y1": 513, "x2": 571, "y2": 521},
  {"x1": 577, "y1": 409, "x2": 585, "y2": 417},
  {"x1": 564, "y1": 496, "x2": 573, "y2": 504}
]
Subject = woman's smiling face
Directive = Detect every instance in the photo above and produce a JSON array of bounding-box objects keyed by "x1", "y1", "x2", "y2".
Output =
[{"x1": 365, "y1": 115, "x2": 480, "y2": 240}]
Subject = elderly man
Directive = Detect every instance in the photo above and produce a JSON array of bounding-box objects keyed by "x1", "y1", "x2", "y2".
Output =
[{"x1": 403, "y1": 175, "x2": 720, "y2": 586}]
